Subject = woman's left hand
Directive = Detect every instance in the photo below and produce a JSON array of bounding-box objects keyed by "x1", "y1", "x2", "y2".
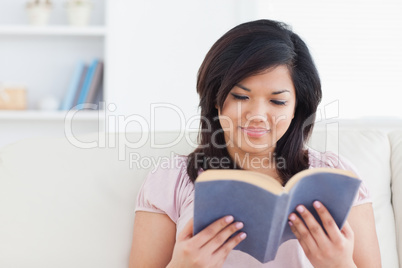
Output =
[{"x1": 288, "y1": 201, "x2": 356, "y2": 268}]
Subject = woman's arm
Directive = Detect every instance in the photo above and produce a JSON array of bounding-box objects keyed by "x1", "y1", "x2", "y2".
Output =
[
  {"x1": 130, "y1": 211, "x2": 247, "y2": 268},
  {"x1": 129, "y1": 211, "x2": 176, "y2": 268},
  {"x1": 348, "y1": 203, "x2": 381, "y2": 267}
]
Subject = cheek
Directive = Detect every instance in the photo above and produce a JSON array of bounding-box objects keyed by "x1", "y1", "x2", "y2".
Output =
[
  {"x1": 219, "y1": 102, "x2": 239, "y2": 127},
  {"x1": 270, "y1": 107, "x2": 294, "y2": 128},
  {"x1": 275, "y1": 117, "x2": 292, "y2": 130},
  {"x1": 271, "y1": 106, "x2": 293, "y2": 119}
]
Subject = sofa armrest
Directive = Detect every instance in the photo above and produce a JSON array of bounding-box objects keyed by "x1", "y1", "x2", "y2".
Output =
[{"x1": 390, "y1": 130, "x2": 402, "y2": 268}]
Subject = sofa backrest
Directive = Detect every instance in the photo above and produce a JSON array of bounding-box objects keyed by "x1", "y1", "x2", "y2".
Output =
[
  {"x1": 0, "y1": 128, "x2": 400, "y2": 267},
  {"x1": 0, "y1": 132, "x2": 197, "y2": 268}
]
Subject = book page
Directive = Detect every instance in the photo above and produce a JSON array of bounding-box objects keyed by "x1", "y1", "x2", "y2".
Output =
[
  {"x1": 284, "y1": 168, "x2": 358, "y2": 192},
  {"x1": 197, "y1": 169, "x2": 284, "y2": 195}
]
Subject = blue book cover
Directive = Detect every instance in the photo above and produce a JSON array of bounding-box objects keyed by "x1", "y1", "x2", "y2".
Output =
[
  {"x1": 85, "y1": 60, "x2": 104, "y2": 104},
  {"x1": 76, "y1": 59, "x2": 99, "y2": 109},
  {"x1": 193, "y1": 168, "x2": 361, "y2": 263},
  {"x1": 60, "y1": 61, "x2": 85, "y2": 110},
  {"x1": 71, "y1": 65, "x2": 88, "y2": 109}
]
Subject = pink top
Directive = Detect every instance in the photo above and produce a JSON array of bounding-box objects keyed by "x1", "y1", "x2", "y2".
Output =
[{"x1": 135, "y1": 150, "x2": 372, "y2": 267}]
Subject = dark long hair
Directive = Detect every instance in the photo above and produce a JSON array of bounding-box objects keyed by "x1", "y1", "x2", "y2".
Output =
[{"x1": 187, "y1": 19, "x2": 322, "y2": 184}]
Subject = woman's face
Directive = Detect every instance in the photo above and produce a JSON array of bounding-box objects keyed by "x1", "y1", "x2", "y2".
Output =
[{"x1": 217, "y1": 65, "x2": 296, "y2": 159}]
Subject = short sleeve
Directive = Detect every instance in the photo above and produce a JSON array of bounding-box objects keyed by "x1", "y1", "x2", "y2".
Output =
[
  {"x1": 134, "y1": 156, "x2": 194, "y2": 223},
  {"x1": 308, "y1": 150, "x2": 372, "y2": 206}
]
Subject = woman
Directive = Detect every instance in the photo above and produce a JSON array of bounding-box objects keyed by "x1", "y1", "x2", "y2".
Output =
[{"x1": 130, "y1": 19, "x2": 381, "y2": 267}]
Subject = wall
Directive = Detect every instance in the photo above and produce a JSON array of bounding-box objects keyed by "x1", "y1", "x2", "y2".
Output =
[
  {"x1": 255, "y1": 0, "x2": 402, "y2": 120},
  {"x1": 106, "y1": 0, "x2": 402, "y2": 132},
  {"x1": 106, "y1": 0, "x2": 256, "y2": 132},
  {"x1": 1, "y1": 0, "x2": 401, "y2": 148}
]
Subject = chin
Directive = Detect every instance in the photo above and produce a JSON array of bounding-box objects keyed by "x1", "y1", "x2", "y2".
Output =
[
  {"x1": 235, "y1": 137, "x2": 275, "y2": 155},
  {"x1": 243, "y1": 146, "x2": 274, "y2": 156}
]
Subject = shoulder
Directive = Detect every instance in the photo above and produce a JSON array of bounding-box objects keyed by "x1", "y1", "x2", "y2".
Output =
[
  {"x1": 144, "y1": 155, "x2": 190, "y2": 185},
  {"x1": 308, "y1": 149, "x2": 356, "y2": 170},
  {"x1": 135, "y1": 155, "x2": 195, "y2": 223}
]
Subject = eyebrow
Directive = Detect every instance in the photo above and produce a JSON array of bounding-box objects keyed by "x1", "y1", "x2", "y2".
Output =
[
  {"x1": 236, "y1": 84, "x2": 290, "y2": 95},
  {"x1": 272, "y1": 90, "x2": 290, "y2": 95},
  {"x1": 236, "y1": 84, "x2": 251, "y2": 92}
]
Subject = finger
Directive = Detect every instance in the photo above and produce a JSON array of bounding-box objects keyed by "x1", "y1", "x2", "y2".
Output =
[
  {"x1": 178, "y1": 218, "x2": 195, "y2": 241},
  {"x1": 313, "y1": 201, "x2": 343, "y2": 243},
  {"x1": 214, "y1": 231, "x2": 247, "y2": 260},
  {"x1": 340, "y1": 220, "x2": 354, "y2": 240},
  {"x1": 288, "y1": 219, "x2": 311, "y2": 255},
  {"x1": 193, "y1": 215, "x2": 235, "y2": 247},
  {"x1": 296, "y1": 204, "x2": 330, "y2": 247},
  {"x1": 288, "y1": 212, "x2": 318, "y2": 253},
  {"x1": 203, "y1": 221, "x2": 245, "y2": 253}
]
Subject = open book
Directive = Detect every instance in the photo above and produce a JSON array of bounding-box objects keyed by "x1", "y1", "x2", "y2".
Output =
[{"x1": 193, "y1": 168, "x2": 361, "y2": 263}]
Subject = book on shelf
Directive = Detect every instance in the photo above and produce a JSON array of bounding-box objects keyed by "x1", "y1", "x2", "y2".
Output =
[
  {"x1": 193, "y1": 168, "x2": 361, "y2": 263},
  {"x1": 60, "y1": 58, "x2": 103, "y2": 111},
  {"x1": 85, "y1": 60, "x2": 104, "y2": 107},
  {"x1": 76, "y1": 59, "x2": 101, "y2": 109},
  {"x1": 71, "y1": 64, "x2": 88, "y2": 109},
  {"x1": 92, "y1": 81, "x2": 104, "y2": 109},
  {"x1": 60, "y1": 61, "x2": 86, "y2": 110}
]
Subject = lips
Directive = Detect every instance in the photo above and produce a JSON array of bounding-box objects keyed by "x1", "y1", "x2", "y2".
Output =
[{"x1": 240, "y1": 127, "x2": 270, "y2": 138}]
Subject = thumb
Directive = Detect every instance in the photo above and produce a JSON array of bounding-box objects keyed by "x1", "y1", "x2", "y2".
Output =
[
  {"x1": 178, "y1": 218, "x2": 194, "y2": 241},
  {"x1": 341, "y1": 220, "x2": 354, "y2": 240}
]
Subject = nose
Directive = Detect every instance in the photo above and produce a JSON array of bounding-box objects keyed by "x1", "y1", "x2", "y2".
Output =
[{"x1": 245, "y1": 100, "x2": 268, "y2": 122}]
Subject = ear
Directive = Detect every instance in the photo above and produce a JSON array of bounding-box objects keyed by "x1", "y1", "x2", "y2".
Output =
[
  {"x1": 292, "y1": 102, "x2": 297, "y2": 119},
  {"x1": 215, "y1": 102, "x2": 220, "y2": 110},
  {"x1": 215, "y1": 103, "x2": 221, "y2": 116}
]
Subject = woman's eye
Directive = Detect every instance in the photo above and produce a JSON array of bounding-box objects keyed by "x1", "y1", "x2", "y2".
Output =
[
  {"x1": 271, "y1": 100, "x2": 286, "y2": 105},
  {"x1": 231, "y1": 93, "x2": 249, "y2": 100}
]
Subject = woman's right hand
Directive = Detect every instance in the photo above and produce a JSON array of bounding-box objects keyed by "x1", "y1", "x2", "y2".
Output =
[{"x1": 166, "y1": 216, "x2": 247, "y2": 268}]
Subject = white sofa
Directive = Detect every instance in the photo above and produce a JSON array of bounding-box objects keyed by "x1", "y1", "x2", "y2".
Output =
[{"x1": 0, "y1": 120, "x2": 401, "y2": 268}]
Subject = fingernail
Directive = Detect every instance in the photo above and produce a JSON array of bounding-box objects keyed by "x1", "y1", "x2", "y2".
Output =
[
  {"x1": 225, "y1": 216, "x2": 234, "y2": 223},
  {"x1": 289, "y1": 214, "x2": 296, "y2": 221},
  {"x1": 313, "y1": 201, "x2": 321, "y2": 209},
  {"x1": 235, "y1": 222, "x2": 244, "y2": 229},
  {"x1": 296, "y1": 205, "x2": 304, "y2": 213},
  {"x1": 288, "y1": 220, "x2": 293, "y2": 226},
  {"x1": 240, "y1": 232, "x2": 247, "y2": 239}
]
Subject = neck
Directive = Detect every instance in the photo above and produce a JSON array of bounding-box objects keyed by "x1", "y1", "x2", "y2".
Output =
[{"x1": 227, "y1": 147, "x2": 282, "y2": 181}]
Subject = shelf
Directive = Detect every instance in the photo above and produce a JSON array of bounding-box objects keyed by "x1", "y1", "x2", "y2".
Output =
[
  {"x1": 0, "y1": 110, "x2": 105, "y2": 121},
  {"x1": 0, "y1": 25, "x2": 107, "y2": 36}
]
